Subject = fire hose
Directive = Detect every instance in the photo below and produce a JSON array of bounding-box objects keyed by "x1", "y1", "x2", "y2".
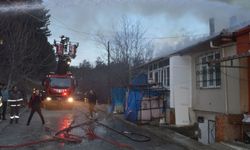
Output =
[
  {"x1": 0, "y1": 110, "x2": 151, "y2": 149},
  {"x1": 0, "y1": 120, "x2": 130, "y2": 149},
  {"x1": 81, "y1": 108, "x2": 151, "y2": 142},
  {"x1": 95, "y1": 121, "x2": 151, "y2": 142},
  {"x1": 0, "y1": 122, "x2": 88, "y2": 149}
]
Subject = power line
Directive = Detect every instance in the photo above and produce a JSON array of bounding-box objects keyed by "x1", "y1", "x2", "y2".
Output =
[
  {"x1": 5, "y1": 1, "x2": 217, "y2": 41},
  {"x1": 8, "y1": 1, "x2": 248, "y2": 46},
  {"x1": 221, "y1": 68, "x2": 250, "y2": 82},
  {"x1": 50, "y1": 16, "x2": 94, "y2": 36},
  {"x1": 144, "y1": 33, "x2": 211, "y2": 40}
]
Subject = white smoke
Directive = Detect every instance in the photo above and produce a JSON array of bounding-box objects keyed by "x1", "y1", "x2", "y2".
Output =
[
  {"x1": 0, "y1": 2, "x2": 44, "y2": 13},
  {"x1": 43, "y1": 0, "x2": 250, "y2": 63}
]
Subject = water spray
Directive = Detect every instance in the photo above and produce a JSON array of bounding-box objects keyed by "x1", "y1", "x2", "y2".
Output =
[{"x1": 0, "y1": 2, "x2": 44, "y2": 13}]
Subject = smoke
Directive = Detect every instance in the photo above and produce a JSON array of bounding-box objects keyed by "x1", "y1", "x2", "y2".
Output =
[
  {"x1": 44, "y1": 0, "x2": 250, "y2": 34},
  {"x1": 43, "y1": 0, "x2": 250, "y2": 63},
  {"x1": 0, "y1": 2, "x2": 44, "y2": 13},
  {"x1": 209, "y1": 0, "x2": 250, "y2": 9}
]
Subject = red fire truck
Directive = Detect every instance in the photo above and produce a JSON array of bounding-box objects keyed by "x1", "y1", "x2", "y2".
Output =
[
  {"x1": 42, "y1": 36, "x2": 79, "y2": 108},
  {"x1": 43, "y1": 72, "x2": 76, "y2": 102}
]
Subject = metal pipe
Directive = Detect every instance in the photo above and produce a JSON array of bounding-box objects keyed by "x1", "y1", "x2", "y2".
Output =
[
  {"x1": 222, "y1": 48, "x2": 229, "y2": 114},
  {"x1": 210, "y1": 41, "x2": 219, "y2": 49}
]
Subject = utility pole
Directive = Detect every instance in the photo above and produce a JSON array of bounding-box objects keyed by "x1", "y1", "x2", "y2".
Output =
[
  {"x1": 108, "y1": 41, "x2": 110, "y2": 67},
  {"x1": 107, "y1": 41, "x2": 111, "y2": 105}
]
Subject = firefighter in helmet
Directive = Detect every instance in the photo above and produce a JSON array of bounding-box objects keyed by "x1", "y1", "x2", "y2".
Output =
[
  {"x1": 87, "y1": 89, "x2": 97, "y2": 118},
  {"x1": 26, "y1": 89, "x2": 45, "y2": 126},
  {"x1": 8, "y1": 85, "x2": 24, "y2": 124}
]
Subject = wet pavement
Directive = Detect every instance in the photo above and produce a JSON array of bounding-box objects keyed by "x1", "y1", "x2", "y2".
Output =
[{"x1": 0, "y1": 101, "x2": 187, "y2": 150}]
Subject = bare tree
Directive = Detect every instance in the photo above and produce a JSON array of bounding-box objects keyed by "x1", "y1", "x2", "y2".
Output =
[
  {"x1": 95, "y1": 16, "x2": 154, "y2": 88},
  {"x1": 96, "y1": 16, "x2": 153, "y2": 67}
]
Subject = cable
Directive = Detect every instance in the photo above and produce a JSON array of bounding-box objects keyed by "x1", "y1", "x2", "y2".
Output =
[
  {"x1": 50, "y1": 16, "x2": 94, "y2": 36},
  {"x1": 96, "y1": 121, "x2": 151, "y2": 142},
  {"x1": 4, "y1": 1, "x2": 94, "y2": 41},
  {"x1": 5, "y1": 1, "x2": 220, "y2": 41},
  {"x1": 221, "y1": 69, "x2": 250, "y2": 82},
  {"x1": 81, "y1": 107, "x2": 151, "y2": 142}
]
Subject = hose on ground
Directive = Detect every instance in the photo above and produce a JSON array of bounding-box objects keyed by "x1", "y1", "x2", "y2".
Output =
[
  {"x1": 0, "y1": 106, "x2": 150, "y2": 149},
  {"x1": 83, "y1": 108, "x2": 151, "y2": 142},
  {"x1": 95, "y1": 121, "x2": 151, "y2": 142}
]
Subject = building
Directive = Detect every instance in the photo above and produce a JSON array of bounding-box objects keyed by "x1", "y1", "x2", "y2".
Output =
[
  {"x1": 172, "y1": 30, "x2": 243, "y2": 144},
  {"x1": 132, "y1": 25, "x2": 250, "y2": 144}
]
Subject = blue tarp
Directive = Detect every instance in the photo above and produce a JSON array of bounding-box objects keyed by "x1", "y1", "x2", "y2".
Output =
[
  {"x1": 125, "y1": 73, "x2": 147, "y2": 122},
  {"x1": 125, "y1": 90, "x2": 143, "y2": 123},
  {"x1": 125, "y1": 89, "x2": 162, "y2": 122},
  {"x1": 125, "y1": 73, "x2": 164, "y2": 123},
  {"x1": 111, "y1": 87, "x2": 126, "y2": 112}
]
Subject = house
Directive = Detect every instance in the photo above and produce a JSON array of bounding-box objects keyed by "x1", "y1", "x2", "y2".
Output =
[
  {"x1": 132, "y1": 26, "x2": 250, "y2": 145},
  {"x1": 130, "y1": 19, "x2": 250, "y2": 144},
  {"x1": 171, "y1": 30, "x2": 243, "y2": 144}
]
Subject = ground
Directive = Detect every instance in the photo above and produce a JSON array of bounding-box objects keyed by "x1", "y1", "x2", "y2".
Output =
[{"x1": 0, "y1": 101, "x2": 187, "y2": 150}]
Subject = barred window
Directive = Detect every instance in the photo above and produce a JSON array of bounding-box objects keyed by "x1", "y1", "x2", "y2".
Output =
[
  {"x1": 196, "y1": 52, "x2": 221, "y2": 88},
  {"x1": 163, "y1": 67, "x2": 170, "y2": 87},
  {"x1": 155, "y1": 71, "x2": 159, "y2": 83},
  {"x1": 153, "y1": 63, "x2": 158, "y2": 69},
  {"x1": 149, "y1": 72, "x2": 153, "y2": 79}
]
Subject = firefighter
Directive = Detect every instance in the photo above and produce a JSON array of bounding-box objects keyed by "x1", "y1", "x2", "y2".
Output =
[
  {"x1": 87, "y1": 90, "x2": 97, "y2": 118},
  {"x1": 26, "y1": 89, "x2": 45, "y2": 126},
  {"x1": 1, "y1": 84, "x2": 9, "y2": 120},
  {"x1": 8, "y1": 86, "x2": 24, "y2": 124}
]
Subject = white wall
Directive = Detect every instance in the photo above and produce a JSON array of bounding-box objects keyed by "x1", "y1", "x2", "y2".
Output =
[
  {"x1": 192, "y1": 46, "x2": 241, "y2": 114},
  {"x1": 170, "y1": 55, "x2": 192, "y2": 125}
]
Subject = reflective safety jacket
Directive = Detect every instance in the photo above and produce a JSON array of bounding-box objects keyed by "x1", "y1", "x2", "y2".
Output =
[{"x1": 8, "y1": 91, "x2": 23, "y2": 107}]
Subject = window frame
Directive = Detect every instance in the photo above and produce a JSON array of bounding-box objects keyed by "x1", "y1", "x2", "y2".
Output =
[
  {"x1": 197, "y1": 51, "x2": 221, "y2": 89},
  {"x1": 162, "y1": 66, "x2": 170, "y2": 88}
]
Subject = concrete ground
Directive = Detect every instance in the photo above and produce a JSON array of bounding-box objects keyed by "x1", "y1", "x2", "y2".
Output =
[
  {"x1": 0, "y1": 101, "x2": 187, "y2": 150},
  {"x1": 113, "y1": 114, "x2": 250, "y2": 150}
]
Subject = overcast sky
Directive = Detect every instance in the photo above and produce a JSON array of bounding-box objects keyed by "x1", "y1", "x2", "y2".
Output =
[{"x1": 43, "y1": 0, "x2": 250, "y2": 66}]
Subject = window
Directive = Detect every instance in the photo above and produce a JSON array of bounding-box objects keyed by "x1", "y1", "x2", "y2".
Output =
[
  {"x1": 161, "y1": 70, "x2": 164, "y2": 84},
  {"x1": 166, "y1": 67, "x2": 170, "y2": 86},
  {"x1": 50, "y1": 78, "x2": 72, "y2": 88},
  {"x1": 196, "y1": 52, "x2": 221, "y2": 88},
  {"x1": 149, "y1": 65, "x2": 153, "y2": 71},
  {"x1": 163, "y1": 67, "x2": 170, "y2": 87},
  {"x1": 153, "y1": 63, "x2": 158, "y2": 69},
  {"x1": 159, "y1": 59, "x2": 169, "y2": 67},
  {"x1": 149, "y1": 72, "x2": 153, "y2": 79},
  {"x1": 154, "y1": 71, "x2": 159, "y2": 83}
]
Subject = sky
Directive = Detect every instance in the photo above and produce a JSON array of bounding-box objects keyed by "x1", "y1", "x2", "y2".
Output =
[{"x1": 41, "y1": 0, "x2": 250, "y2": 66}]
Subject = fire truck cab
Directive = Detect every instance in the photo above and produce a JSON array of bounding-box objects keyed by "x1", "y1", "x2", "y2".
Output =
[{"x1": 43, "y1": 72, "x2": 77, "y2": 105}]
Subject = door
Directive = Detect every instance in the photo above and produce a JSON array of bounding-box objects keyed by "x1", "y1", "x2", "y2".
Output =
[{"x1": 208, "y1": 120, "x2": 215, "y2": 144}]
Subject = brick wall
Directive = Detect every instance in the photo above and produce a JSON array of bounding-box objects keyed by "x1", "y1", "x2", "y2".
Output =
[
  {"x1": 216, "y1": 114, "x2": 243, "y2": 142},
  {"x1": 166, "y1": 108, "x2": 175, "y2": 124},
  {"x1": 216, "y1": 115, "x2": 225, "y2": 142}
]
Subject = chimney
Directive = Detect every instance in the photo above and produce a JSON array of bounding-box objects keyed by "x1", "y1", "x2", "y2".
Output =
[
  {"x1": 229, "y1": 16, "x2": 237, "y2": 29},
  {"x1": 209, "y1": 18, "x2": 215, "y2": 36}
]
